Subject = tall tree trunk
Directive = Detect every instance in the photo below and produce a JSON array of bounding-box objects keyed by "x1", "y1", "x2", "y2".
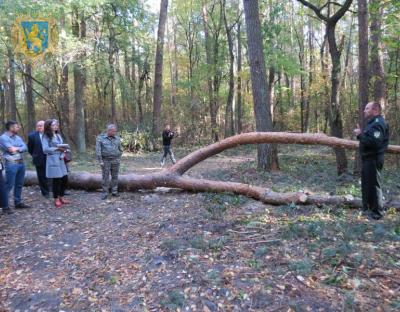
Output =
[
  {"x1": 355, "y1": 0, "x2": 369, "y2": 174},
  {"x1": 131, "y1": 39, "x2": 137, "y2": 124},
  {"x1": 369, "y1": 0, "x2": 386, "y2": 108},
  {"x1": 7, "y1": 47, "x2": 16, "y2": 121},
  {"x1": 295, "y1": 25, "x2": 306, "y2": 132},
  {"x1": 138, "y1": 57, "x2": 149, "y2": 125},
  {"x1": 202, "y1": 1, "x2": 220, "y2": 142},
  {"x1": 223, "y1": 0, "x2": 235, "y2": 138},
  {"x1": 152, "y1": 0, "x2": 169, "y2": 136},
  {"x1": 0, "y1": 81, "x2": 5, "y2": 126},
  {"x1": 297, "y1": 0, "x2": 353, "y2": 175},
  {"x1": 24, "y1": 63, "x2": 35, "y2": 132},
  {"x1": 327, "y1": 24, "x2": 348, "y2": 175},
  {"x1": 267, "y1": 66, "x2": 280, "y2": 170},
  {"x1": 243, "y1": 0, "x2": 278, "y2": 170},
  {"x1": 306, "y1": 17, "x2": 314, "y2": 132},
  {"x1": 236, "y1": 20, "x2": 243, "y2": 134},
  {"x1": 123, "y1": 49, "x2": 130, "y2": 122},
  {"x1": 108, "y1": 24, "x2": 117, "y2": 123},
  {"x1": 167, "y1": 17, "x2": 177, "y2": 108},
  {"x1": 72, "y1": 8, "x2": 86, "y2": 153},
  {"x1": 59, "y1": 12, "x2": 71, "y2": 141}
]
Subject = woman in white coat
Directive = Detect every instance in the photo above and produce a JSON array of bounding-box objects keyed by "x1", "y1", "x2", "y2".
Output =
[{"x1": 42, "y1": 119, "x2": 70, "y2": 208}]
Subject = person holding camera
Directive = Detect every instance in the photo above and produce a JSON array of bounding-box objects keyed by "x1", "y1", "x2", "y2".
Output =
[{"x1": 160, "y1": 124, "x2": 176, "y2": 167}]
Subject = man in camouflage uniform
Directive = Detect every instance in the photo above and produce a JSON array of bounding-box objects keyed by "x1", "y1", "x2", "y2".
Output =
[{"x1": 96, "y1": 124, "x2": 123, "y2": 200}]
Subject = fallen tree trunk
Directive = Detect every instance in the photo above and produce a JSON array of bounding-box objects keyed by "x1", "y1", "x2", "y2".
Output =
[{"x1": 24, "y1": 132, "x2": 400, "y2": 208}]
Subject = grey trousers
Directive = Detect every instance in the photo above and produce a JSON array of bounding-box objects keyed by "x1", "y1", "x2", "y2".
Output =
[{"x1": 101, "y1": 159, "x2": 120, "y2": 194}]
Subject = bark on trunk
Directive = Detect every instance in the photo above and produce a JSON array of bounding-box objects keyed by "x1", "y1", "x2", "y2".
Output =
[
  {"x1": 152, "y1": 0, "x2": 169, "y2": 136},
  {"x1": 243, "y1": 0, "x2": 278, "y2": 171},
  {"x1": 355, "y1": 0, "x2": 369, "y2": 174},
  {"x1": 0, "y1": 80, "x2": 5, "y2": 125},
  {"x1": 73, "y1": 8, "x2": 86, "y2": 152},
  {"x1": 25, "y1": 132, "x2": 400, "y2": 209},
  {"x1": 223, "y1": 0, "x2": 235, "y2": 138},
  {"x1": 297, "y1": 0, "x2": 353, "y2": 175},
  {"x1": 236, "y1": 20, "x2": 243, "y2": 134},
  {"x1": 24, "y1": 63, "x2": 35, "y2": 132},
  {"x1": 202, "y1": 1, "x2": 221, "y2": 142},
  {"x1": 369, "y1": 0, "x2": 386, "y2": 108},
  {"x1": 7, "y1": 47, "x2": 17, "y2": 121}
]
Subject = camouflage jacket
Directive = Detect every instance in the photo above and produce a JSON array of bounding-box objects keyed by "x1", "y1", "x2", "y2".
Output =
[{"x1": 95, "y1": 133, "x2": 123, "y2": 162}]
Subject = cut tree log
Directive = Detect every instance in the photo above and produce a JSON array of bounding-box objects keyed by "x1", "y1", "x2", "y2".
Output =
[{"x1": 24, "y1": 132, "x2": 400, "y2": 208}]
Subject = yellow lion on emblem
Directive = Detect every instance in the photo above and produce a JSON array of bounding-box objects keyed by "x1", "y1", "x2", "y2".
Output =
[{"x1": 27, "y1": 24, "x2": 43, "y2": 54}]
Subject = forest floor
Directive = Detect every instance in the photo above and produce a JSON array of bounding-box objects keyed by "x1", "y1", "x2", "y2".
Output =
[{"x1": 1, "y1": 145, "x2": 400, "y2": 312}]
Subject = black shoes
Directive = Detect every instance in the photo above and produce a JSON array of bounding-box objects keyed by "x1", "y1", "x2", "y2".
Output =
[
  {"x1": 2, "y1": 203, "x2": 31, "y2": 214},
  {"x1": 362, "y1": 210, "x2": 384, "y2": 220},
  {"x1": 102, "y1": 193, "x2": 119, "y2": 199},
  {"x1": 15, "y1": 203, "x2": 31, "y2": 209}
]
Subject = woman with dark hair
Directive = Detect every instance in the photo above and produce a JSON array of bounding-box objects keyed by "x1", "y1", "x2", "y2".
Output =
[{"x1": 42, "y1": 119, "x2": 70, "y2": 208}]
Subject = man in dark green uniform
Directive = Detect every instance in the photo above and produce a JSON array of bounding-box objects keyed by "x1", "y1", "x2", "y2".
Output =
[{"x1": 353, "y1": 102, "x2": 389, "y2": 220}]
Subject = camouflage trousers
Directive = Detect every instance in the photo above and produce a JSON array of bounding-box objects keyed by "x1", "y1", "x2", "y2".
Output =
[{"x1": 101, "y1": 158, "x2": 120, "y2": 194}]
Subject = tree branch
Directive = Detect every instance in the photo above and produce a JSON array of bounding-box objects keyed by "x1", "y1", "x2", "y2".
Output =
[
  {"x1": 24, "y1": 132, "x2": 400, "y2": 209},
  {"x1": 296, "y1": 0, "x2": 328, "y2": 21},
  {"x1": 329, "y1": 0, "x2": 353, "y2": 24}
]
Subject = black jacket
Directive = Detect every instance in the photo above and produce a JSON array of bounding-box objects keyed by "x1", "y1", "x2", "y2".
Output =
[
  {"x1": 162, "y1": 130, "x2": 174, "y2": 146},
  {"x1": 357, "y1": 115, "x2": 389, "y2": 159},
  {"x1": 28, "y1": 131, "x2": 46, "y2": 166}
]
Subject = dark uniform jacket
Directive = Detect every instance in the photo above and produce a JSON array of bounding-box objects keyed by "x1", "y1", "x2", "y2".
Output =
[
  {"x1": 357, "y1": 115, "x2": 389, "y2": 159},
  {"x1": 28, "y1": 131, "x2": 46, "y2": 167},
  {"x1": 162, "y1": 130, "x2": 174, "y2": 146}
]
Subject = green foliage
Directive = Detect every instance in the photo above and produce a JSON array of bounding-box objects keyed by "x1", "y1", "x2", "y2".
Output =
[
  {"x1": 203, "y1": 192, "x2": 246, "y2": 219},
  {"x1": 160, "y1": 290, "x2": 185, "y2": 310},
  {"x1": 119, "y1": 129, "x2": 155, "y2": 152},
  {"x1": 289, "y1": 258, "x2": 314, "y2": 275},
  {"x1": 190, "y1": 235, "x2": 208, "y2": 250}
]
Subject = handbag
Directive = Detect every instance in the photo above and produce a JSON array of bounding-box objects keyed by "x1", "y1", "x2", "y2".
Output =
[{"x1": 64, "y1": 149, "x2": 72, "y2": 163}]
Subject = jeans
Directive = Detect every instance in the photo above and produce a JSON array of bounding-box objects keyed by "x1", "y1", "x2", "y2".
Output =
[
  {"x1": 0, "y1": 170, "x2": 8, "y2": 208},
  {"x1": 5, "y1": 162, "x2": 26, "y2": 205},
  {"x1": 161, "y1": 145, "x2": 176, "y2": 164}
]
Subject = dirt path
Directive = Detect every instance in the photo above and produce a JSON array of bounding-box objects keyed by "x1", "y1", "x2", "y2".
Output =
[{"x1": 1, "y1": 147, "x2": 399, "y2": 311}]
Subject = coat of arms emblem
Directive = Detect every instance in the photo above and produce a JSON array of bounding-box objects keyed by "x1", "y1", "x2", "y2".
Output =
[{"x1": 12, "y1": 16, "x2": 58, "y2": 64}]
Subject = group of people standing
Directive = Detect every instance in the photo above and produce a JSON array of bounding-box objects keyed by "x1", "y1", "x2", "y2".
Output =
[
  {"x1": 0, "y1": 107, "x2": 390, "y2": 220},
  {"x1": 0, "y1": 119, "x2": 70, "y2": 214},
  {"x1": 1, "y1": 121, "x2": 178, "y2": 214}
]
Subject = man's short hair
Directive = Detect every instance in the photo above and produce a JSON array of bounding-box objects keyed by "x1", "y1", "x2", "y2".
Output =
[
  {"x1": 371, "y1": 102, "x2": 382, "y2": 113},
  {"x1": 5, "y1": 120, "x2": 18, "y2": 131},
  {"x1": 107, "y1": 124, "x2": 117, "y2": 130}
]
